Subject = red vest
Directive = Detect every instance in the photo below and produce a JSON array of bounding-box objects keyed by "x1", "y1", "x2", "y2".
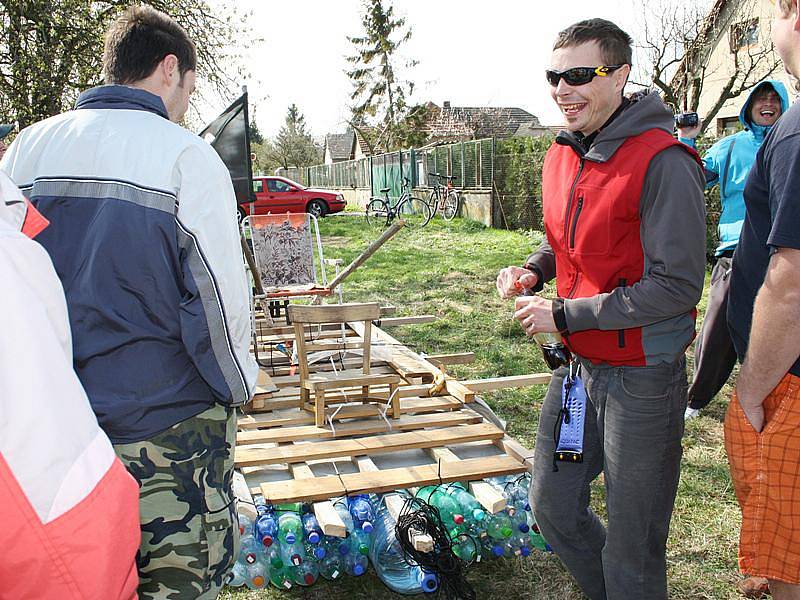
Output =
[{"x1": 542, "y1": 128, "x2": 700, "y2": 365}]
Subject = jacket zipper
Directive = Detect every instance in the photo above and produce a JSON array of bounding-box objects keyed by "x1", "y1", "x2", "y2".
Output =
[
  {"x1": 563, "y1": 159, "x2": 585, "y2": 246},
  {"x1": 569, "y1": 197, "x2": 584, "y2": 249},
  {"x1": 618, "y1": 278, "x2": 627, "y2": 347},
  {"x1": 566, "y1": 273, "x2": 582, "y2": 299}
]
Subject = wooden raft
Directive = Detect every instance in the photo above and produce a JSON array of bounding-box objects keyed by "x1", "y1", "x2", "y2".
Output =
[{"x1": 236, "y1": 311, "x2": 545, "y2": 534}]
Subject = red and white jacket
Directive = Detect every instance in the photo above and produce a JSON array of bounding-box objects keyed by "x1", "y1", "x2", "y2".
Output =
[{"x1": 0, "y1": 170, "x2": 140, "y2": 599}]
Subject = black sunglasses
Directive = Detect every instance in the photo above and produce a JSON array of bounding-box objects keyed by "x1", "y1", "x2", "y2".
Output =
[{"x1": 546, "y1": 65, "x2": 626, "y2": 87}]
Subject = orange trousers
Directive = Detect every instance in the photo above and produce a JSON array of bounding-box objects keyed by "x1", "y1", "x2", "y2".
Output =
[{"x1": 725, "y1": 372, "x2": 800, "y2": 583}]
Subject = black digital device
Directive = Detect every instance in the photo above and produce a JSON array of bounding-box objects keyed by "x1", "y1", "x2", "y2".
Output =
[{"x1": 675, "y1": 112, "x2": 699, "y2": 128}]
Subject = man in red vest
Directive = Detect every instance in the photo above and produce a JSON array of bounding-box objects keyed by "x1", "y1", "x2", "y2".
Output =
[{"x1": 497, "y1": 19, "x2": 705, "y2": 600}]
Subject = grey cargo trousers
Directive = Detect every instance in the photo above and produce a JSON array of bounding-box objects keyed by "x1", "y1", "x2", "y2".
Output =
[{"x1": 530, "y1": 357, "x2": 687, "y2": 600}]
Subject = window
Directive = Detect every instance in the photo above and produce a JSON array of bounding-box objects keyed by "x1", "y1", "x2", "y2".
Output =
[
  {"x1": 252, "y1": 179, "x2": 264, "y2": 193},
  {"x1": 730, "y1": 18, "x2": 759, "y2": 52},
  {"x1": 267, "y1": 179, "x2": 293, "y2": 193},
  {"x1": 717, "y1": 116, "x2": 743, "y2": 137}
]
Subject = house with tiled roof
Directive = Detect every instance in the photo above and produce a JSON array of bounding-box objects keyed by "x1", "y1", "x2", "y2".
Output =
[
  {"x1": 422, "y1": 101, "x2": 547, "y2": 143},
  {"x1": 323, "y1": 128, "x2": 375, "y2": 164}
]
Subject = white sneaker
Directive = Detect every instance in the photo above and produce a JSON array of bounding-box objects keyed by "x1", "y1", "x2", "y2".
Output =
[{"x1": 684, "y1": 407, "x2": 701, "y2": 420}]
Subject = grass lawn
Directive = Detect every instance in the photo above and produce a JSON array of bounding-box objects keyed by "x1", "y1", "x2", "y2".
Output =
[{"x1": 223, "y1": 215, "x2": 741, "y2": 600}]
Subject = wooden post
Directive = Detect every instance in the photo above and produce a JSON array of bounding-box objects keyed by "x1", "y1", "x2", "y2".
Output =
[{"x1": 327, "y1": 219, "x2": 405, "y2": 290}]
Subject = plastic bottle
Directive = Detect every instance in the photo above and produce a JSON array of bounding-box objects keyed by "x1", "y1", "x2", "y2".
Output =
[
  {"x1": 368, "y1": 500, "x2": 439, "y2": 594},
  {"x1": 278, "y1": 511, "x2": 303, "y2": 545},
  {"x1": 268, "y1": 565, "x2": 293, "y2": 590},
  {"x1": 301, "y1": 512, "x2": 324, "y2": 544},
  {"x1": 237, "y1": 513, "x2": 254, "y2": 538},
  {"x1": 280, "y1": 538, "x2": 306, "y2": 567},
  {"x1": 290, "y1": 558, "x2": 319, "y2": 586},
  {"x1": 244, "y1": 561, "x2": 268, "y2": 589},
  {"x1": 227, "y1": 560, "x2": 247, "y2": 586},
  {"x1": 347, "y1": 494, "x2": 376, "y2": 533},
  {"x1": 343, "y1": 550, "x2": 369, "y2": 577},
  {"x1": 451, "y1": 532, "x2": 481, "y2": 563},
  {"x1": 239, "y1": 533, "x2": 261, "y2": 565},
  {"x1": 443, "y1": 483, "x2": 486, "y2": 525},
  {"x1": 255, "y1": 510, "x2": 279, "y2": 547},
  {"x1": 318, "y1": 552, "x2": 343, "y2": 580},
  {"x1": 415, "y1": 486, "x2": 464, "y2": 529},
  {"x1": 485, "y1": 510, "x2": 514, "y2": 542},
  {"x1": 321, "y1": 534, "x2": 350, "y2": 560}
]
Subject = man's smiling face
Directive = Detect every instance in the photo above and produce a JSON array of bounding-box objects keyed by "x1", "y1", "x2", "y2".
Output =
[{"x1": 749, "y1": 87, "x2": 782, "y2": 127}]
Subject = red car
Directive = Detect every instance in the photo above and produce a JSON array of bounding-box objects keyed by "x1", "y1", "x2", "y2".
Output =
[{"x1": 239, "y1": 176, "x2": 345, "y2": 220}]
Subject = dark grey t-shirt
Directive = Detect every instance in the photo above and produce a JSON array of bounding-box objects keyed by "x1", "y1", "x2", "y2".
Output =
[{"x1": 728, "y1": 99, "x2": 800, "y2": 377}]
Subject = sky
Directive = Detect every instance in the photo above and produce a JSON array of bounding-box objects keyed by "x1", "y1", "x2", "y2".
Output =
[{"x1": 201, "y1": 0, "x2": 703, "y2": 138}]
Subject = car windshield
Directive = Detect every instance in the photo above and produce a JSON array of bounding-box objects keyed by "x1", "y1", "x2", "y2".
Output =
[{"x1": 280, "y1": 177, "x2": 306, "y2": 190}]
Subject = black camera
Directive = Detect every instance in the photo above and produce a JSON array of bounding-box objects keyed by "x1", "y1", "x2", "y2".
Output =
[{"x1": 675, "y1": 112, "x2": 699, "y2": 129}]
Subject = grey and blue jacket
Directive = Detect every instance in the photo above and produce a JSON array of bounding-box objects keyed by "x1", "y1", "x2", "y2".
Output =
[{"x1": 1, "y1": 85, "x2": 258, "y2": 443}]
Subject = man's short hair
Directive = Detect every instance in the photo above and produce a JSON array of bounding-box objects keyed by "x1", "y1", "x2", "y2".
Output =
[
  {"x1": 103, "y1": 5, "x2": 197, "y2": 85},
  {"x1": 776, "y1": 0, "x2": 792, "y2": 14},
  {"x1": 554, "y1": 19, "x2": 633, "y2": 66}
]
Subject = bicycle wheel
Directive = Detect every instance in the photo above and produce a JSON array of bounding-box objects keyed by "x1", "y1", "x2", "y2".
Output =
[
  {"x1": 365, "y1": 198, "x2": 390, "y2": 228},
  {"x1": 399, "y1": 196, "x2": 433, "y2": 228},
  {"x1": 427, "y1": 190, "x2": 439, "y2": 219},
  {"x1": 443, "y1": 190, "x2": 460, "y2": 221}
]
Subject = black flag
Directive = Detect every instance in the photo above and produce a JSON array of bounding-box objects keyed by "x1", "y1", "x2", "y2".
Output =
[{"x1": 198, "y1": 91, "x2": 254, "y2": 204}]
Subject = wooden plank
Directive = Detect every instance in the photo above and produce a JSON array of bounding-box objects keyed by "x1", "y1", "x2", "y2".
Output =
[
  {"x1": 461, "y1": 373, "x2": 552, "y2": 392},
  {"x1": 375, "y1": 315, "x2": 437, "y2": 327},
  {"x1": 304, "y1": 340, "x2": 365, "y2": 353},
  {"x1": 289, "y1": 302, "x2": 381, "y2": 325},
  {"x1": 305, "y1": 373, "x2": 400, "y2": 391},
  {"x1": 348, "y1": 321, "x2": 439, "y2": 380},
  {"x1": 327, "y1": 220, "x2": 405, "y2": 290},
  {"x1": 495, "y1": 436, "x2": 535, "y2": 469},
  {"x1": 237, "y1": 410, "x2": 484, "y2": 445},
  {"x1": 270, "y1": 368, "x2": 392, "y2": 389},
  {"x1": 260, "y1": 455, "x2": 527, "y2": 504},
  {"x1": 446, "y1": 379, "x2": 475, "y2": 403},
  {"x1": 235, "y1": 423, "x2": 504, "y2": 467},
  {"x1": 426, "y1": 352, "x2": 476, "y2": 366},
  {"x1": 425, "y1": 447, "x2": 507, "y2": 514},
  {"x1": 238, "y1": 395, "x2": 464, "y2": 429}
]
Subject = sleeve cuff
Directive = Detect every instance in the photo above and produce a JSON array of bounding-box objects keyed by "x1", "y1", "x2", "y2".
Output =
[
  {"x1": 523, "y1": 263, "x2": 545, "y2": 293},
  {"x1": 563, "y1": 297, "x2": 600, "y2": 332},
  {"x1": 552, "y1": 298, "x2": 569, "y2": 334}
]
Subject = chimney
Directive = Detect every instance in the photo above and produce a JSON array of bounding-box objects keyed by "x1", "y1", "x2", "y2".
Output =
[{"x1": 443, "y1": 100, "x2": 451, "y2": 109}]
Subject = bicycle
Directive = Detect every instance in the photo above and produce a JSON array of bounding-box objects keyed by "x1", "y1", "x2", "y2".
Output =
[
  {"x1": 427, "y1": 172, "x2": 460, "y2": 221},
  {"x1": 365, "y1": 177, "x2": 433, "y2": 228}
]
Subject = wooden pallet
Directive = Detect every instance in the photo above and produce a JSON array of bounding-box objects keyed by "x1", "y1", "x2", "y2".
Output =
[{"x1": 236, "y1": 315, "x2": 543, "y2": 535}]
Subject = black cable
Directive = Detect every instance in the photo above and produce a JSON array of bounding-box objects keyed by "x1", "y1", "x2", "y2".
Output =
[{"x1": 395, "y1": 495, "x2": 476, "y2": 600}]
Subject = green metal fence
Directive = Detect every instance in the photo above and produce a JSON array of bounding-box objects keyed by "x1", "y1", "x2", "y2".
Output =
[{"x1": 277, "y1": 138, "x2": 495, "y2": 199}]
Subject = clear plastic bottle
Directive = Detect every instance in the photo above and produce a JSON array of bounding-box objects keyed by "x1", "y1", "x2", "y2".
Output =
[
  {"x1": 290, "y1": 558, "x2": 319, "y2": 586},
  {"x1": 255, "y1": 510, "x2": 279, "y2": 548},
  {"x1": 369, "y1": 500, "x2": 439, "y2": 594},
  {"x1": 318, "y1": 551, "x2": 343, "y2": 581},
  {"x1": 239, "y1": 533, "x2": 261, "y2": 565},
  {"x1": 279, "y1": 538, "x2": 306, "y2": 567},
  {"x1": 347, "y1": 494, "x2": 376, "y2": 533},
  {"x1": 301, "y1": 512, "x2": 324, "y2": 545},
  {"x1": 226, "y1": 560, "x2": 247, "y2": 587},
  {"x1": 244, "y1": 561, "x2": 268, "y2": 589}
]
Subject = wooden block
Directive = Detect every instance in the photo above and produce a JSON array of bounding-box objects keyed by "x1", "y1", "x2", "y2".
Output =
[
  {"x1": 469, "y1": 481, "x2": 507, "y2": 514},
  {"x1": 306, "y1": 373, "x2": 400, "y2": 391},
  {"x1": 445, "y1": 379, "x2": 475, "y2": 403},
  {"x1": 290, "y1": 461, "x2": 347, "y2": 538},
  {"x1": 259, "y1": 455, "x2": 527, "y2": 504},
  {"x1": 233, "y1": 470, "x2": 258, "y2": 521},
  {"x1": 236, "y1": 409, "x2": 484, "y2": 445},
  {"x1": 495, "y1": 436, "x2": 535, "y2": 469},
  {"x1": 288, "y1": 302, "x2": 381, "y2": 325},
  {"x1": 460, "y1": 373, "x2": 552, "y2": 392}
]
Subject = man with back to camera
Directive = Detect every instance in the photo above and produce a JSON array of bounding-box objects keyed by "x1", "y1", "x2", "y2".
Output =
[
  {"x1": 677, "y1": 79, "x2": 789, "y2": 422},
  {"x1": 496, "y1": 19, "x2": 706, "y2": 599},
  {"x1": 724, "y1": 1, "x2": 800, "y2": 598},
  {"x1": 1, "y1": 6, "x2": 257, "y2": 599}
]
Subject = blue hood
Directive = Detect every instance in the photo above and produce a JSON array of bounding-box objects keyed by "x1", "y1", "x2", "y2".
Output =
[{"x1": 739, "y1": 79, "x2": 790, "y2": 137}]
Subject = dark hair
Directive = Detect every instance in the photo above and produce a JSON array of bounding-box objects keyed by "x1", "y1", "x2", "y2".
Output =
[
  {"x1": 554, "y1": 19, "x2": 633, "y2": 66},
  {"x1": 103, "y1": 5, "x2": 197, "y2": 85}
]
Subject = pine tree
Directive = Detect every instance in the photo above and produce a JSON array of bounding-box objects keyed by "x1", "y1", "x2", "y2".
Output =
[
  {"x1": 269, "y1": 104, "x2": 321, "y2": 169},
  {"x1": 346, "y1": 0, "x2": 420, "y2": 152}
]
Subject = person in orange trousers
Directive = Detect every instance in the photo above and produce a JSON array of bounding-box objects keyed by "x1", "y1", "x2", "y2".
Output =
[{"x1": 724, "y1": 2, "x2": 800, "y2": 599}]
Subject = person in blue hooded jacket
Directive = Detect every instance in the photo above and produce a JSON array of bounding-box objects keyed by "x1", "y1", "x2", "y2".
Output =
[{"x1": 678, "y1": 79, "x2": 790, "y2": 421}]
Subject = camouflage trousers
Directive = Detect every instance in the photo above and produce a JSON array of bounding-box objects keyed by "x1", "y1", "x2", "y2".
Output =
[{"x1": 114, "y1": 404, "x2": 239, "y2": 600}]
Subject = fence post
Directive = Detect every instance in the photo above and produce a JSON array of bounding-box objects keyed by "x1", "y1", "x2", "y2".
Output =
[
  {"x1": 410, "y1": 148, "x2": 417, "y2": 187},
  {"x1": 477, "y1": 141, "x2": 482, "y2": 188},
  {"x1": 369, "y1": 156, "x2": 374, "y2": 196},
  {"x1": 398, "y1": 150, "x2": 404, "y2": 197},
  {"x1": 461, "y1": 142, "x2": 466, "y2": 188}
]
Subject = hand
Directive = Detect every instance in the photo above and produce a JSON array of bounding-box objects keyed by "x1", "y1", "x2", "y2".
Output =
[
  {"x1": 735, "y1": 388, "x2": 765, "y2": 433},
  {"x1": 678, "y1": 120, "x2": 702, "y2": 140},
  {"x1": 496, "y1": 266, "x2": 539, "y2": 299},
  {"x1": 513, "y1": 295, "x2": 557, "y2": 336}
]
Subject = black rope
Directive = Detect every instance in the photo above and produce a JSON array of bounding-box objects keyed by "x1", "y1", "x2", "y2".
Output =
[{"x1": 395, "y1": 495, "x2": 476, "y2": 600}]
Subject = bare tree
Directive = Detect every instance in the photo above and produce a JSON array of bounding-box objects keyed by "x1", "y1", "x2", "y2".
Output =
[{"x1": 631, "y1": 0, "x2": 782, "y2": 135}]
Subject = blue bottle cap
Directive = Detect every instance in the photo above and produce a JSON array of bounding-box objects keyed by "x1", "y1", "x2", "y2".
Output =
[
  {"x1": 314, "y1": 547, "x2": 326, "y2": 560},
  {"x1": 362, "y1": 522, "x2": 373, "y2": 534},
  {"x1": 285, "y1": 532, "x2": 296, "y2": 544},
  {"x1": 520, "y1": 546, "x2": 531, "y2": 557},
  {"x1": 339, "y1": 543, "x2": 350, "y2": 556},
  {"x1": 354, "y1": 563, "x2": 365, "y2": 576},
  {"x1": 492, "y1": 544, "x2": 504, "y2": 557},
  {"x1": 519, "y1": 523, "x2": 530, "y2": 533},
  {"x1": 308, "y1": 531, "x2": 320, "y2": 544},
  {"x1": 422, "y1": 572, "x2": 439, "y2": 592}
]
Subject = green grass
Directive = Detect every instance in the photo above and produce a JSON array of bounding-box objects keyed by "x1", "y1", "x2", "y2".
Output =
[{"x1": 224, "y1": 216, "x2": 741, "y2": 600}]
